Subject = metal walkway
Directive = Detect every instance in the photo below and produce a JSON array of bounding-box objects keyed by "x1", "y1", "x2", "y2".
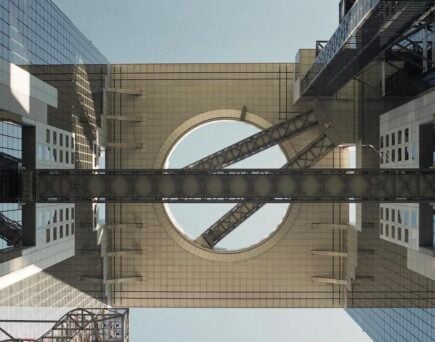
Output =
[
  {"x1": 32, "y1": 168, "x2": 435, "y2": 203},
  {"x1": 300, "y1": 0, "x2": 434, "y2": 96}
]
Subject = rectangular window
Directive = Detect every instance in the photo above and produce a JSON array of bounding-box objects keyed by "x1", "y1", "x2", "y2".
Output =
[
  {"x1": 59, "y1": 133, "x2": 63, "y2": 146},
  {"x1": 53, "y1": 131, "x2": 57, "y2": 145},
  {"x1": 53, "y1": 148, "x2": 57, "y2": 162},
  {"x1": 391, "y1": 209, "x2": 395, "y2": 222},
  {"x1": 392, "y1": 132, "x2": 395, "y2": 146},
  {"x1": 46, "y1": 129, "x2": 50, "y2": 143},
  {"x1": 71, "y1": 207, "x2": 75, "y2": 219},
  {"x1": 66, "y1": 223, "x2": 69, "y2": 236},
  {"x1": 71, "y1": 136, "x2": 74, "y2": 148},
  {"x1": 386, "y1": 208, "x2": 389, "y2": 221},
  {"x1": 398, "y1": 210, "x2": 402, "y2": 224},
  {"x1": 59, "y1": 209, "x2": 63, "y2": 222},
  {"x1": 59, "y1": 225, "x2": 63, "y2": 238},
  {"x1": 404, "y1": 211, "x2": 409, "y2": 226},
  {"x1": 398, "y1": 227, "x2": 402, "y2": 241},
  {"x1": 386, "y1": 224, "x2": 389, "y2": 237},
  {"x1": 411, "y1": 211, "x2": 417, "y2": 227},
  {"x1": 65, "y1": 151, "x2": 69, "y2": 164},
  {"x1": 405, "y1": 229, "x2": 409, "y2": 243},
  {"x1": 398, "y1": 130, "x2": 402, "y2": 144},
  {"x1": 386, "y1": 134, "x2": 390, "y2": 147},
  {"x1": 398, "y1": 148, "x2": 402, "y2": 161},
  {"x1": 53, "y1": 227, "x2": 57, "y2": 240},
  {"x1": 380, "y1": 207, "x2": 383, "y2": 220},
  {"x1": 53, "y1": 210, "x2": 57, "y2": 224},
  {"x1": 65, "y1": 136, "x2": 69, "y2": 148},
  {"x1": 71, "y1": 152, "x2": 75, "y2": 164},
  {"x1": 391, "y1": 226, "x2": 395, "y2": 239},
  {"x1": 380, "y1": 223, "x2": 384, "y2": 235},
  {"x1": 411, "y1": 144, "x2": 417, "y2": 160},
  {"x1": 391, "y1": 149, "x2": 396, "y2": 162},
  {"x1": 380, "y1": 136, "x2": 384, "y2": 148},
  {"x1": 65, "y1": 208, "x2": 69, "y2": 221},
  {"x1": 71, "y1": 222, "x2": 75, "y2": 235},
  {"x1": 404, "y1": 128, "x2": 409, "y2": 143},
  {"x1": 46, "y1": 229, "x2": 50, "y2": 243},
  {"x1": 59, "y1": 150, "x2": 63, "y2": 163},
  {"x1": 405, "y1": 146, "x2": 409, "y2": 160}
]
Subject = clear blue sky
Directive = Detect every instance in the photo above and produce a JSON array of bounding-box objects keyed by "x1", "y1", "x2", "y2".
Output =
[{"x1": 53, "y1": 1, "x2": 372, "y2": 341}]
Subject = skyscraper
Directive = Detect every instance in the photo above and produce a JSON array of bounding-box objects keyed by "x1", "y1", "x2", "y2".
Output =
[{"x1": 0, "y1": 1, "x2": 434, "y2": 340}]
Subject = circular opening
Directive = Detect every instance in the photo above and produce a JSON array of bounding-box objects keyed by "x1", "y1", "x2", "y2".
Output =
[{"x1": 164, "y1": 120, "x2": 289, "y2": 251}]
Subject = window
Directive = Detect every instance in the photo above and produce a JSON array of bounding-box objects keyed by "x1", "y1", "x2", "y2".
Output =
[
  {"x1": 65, "y1": 208, "x2": 69, "y2": 220},
  {"x1": 398, "y1": 148, "x2": 402, "y2": 161},
  {"x1": 398, "y1": 227, "x2": 402, "y2": 240},
  {"x1": 391, "y1": 209, "x2": 395, "y2": 222},
  {"x1": 65, "y1": 136, "x2": 69, "y2": 148},
  {"x1": 59, "y1": 150, "x2": 63, "y2": 163},
  {"x1": 71, "y1": 222, "x2": 75, "y2": 235},
  {"x1": 46, "y1": 229, "x2": 50, "y2": 242},
  {"x1": 71, "y1": 207, "x2": 75, "y2": 219},
  {"x1": 59, "y1": 209, "x2": 63, "y2": 222},
  {"x1": 405, "y1": 229, "x2": 409, "y2": 243},
  {"x1": 71, "y1": 136, "x2": 74, "y2": 148},
  {"x1": 404, "y1": 211, "x2": 409, "y2": 226},
  {"x1": 46, "y1": 129, "x2": 50, "y2": 143},
  {"x1": 380, "y1": 207, "x2": 383, "y2": 220},
  {"x1": 71, "y1": 152, "x2": 75, "y2": 164},
  {"x1": 53, "y1": 131, "x2": 57, "y2": 145},
  {"x1": 53, "y1": 148, "x2": 57, "y2": 162},
  {"x1": 391, "y1": 226, "x2": 395, "y2": 239},
  {"x1": 380, "y1": 223, "x2": 384, "y2": 235},
  {"x1": 59, "y1": 133, "x2": 63, "y2": 146},
  {"x1": 404, "y1": 146, "x2": 409, "y2": 160},
  {"x1": 65, "y1": 151, "x2": 69, "y2": 164},
  {"x1": 386, "y1": 224, "x2": 389, "y2": 237},
  {"x1": 398, "y1": 210, "x2": 402, "y2": 224},
  {"x1": 411, "y1": 144, "x2": 417, "y2": 160},
  {"x1": 386, "y1": 208, "x2": 389, "y2": 220},
  {"x1": 66, "y1": 223, "x2": 69, "y2": 236},
  {"x1": 404, "y1": 128, "x2": 409, "y2": 142},
  {"x1": 411, "y1": 211, "x2": 417, "y2": 227},
  {"x1": 59, "y1": 225, "x2": 63, "y2": 238},
  {"x1": 380, "y1": 136, "x2": 384, "y2": 148},
  {"x1": 391, "y1": 149, "x2": 396, "y2": 162},
  {"x1": 392, "y1": 132, "x2": 395, "y2": 146},
  {"x1": 398, "y1": 130, "x2": 402, "y2": 144},
  {"x1": 53, "y1": 210, "x2": 57, "y2": 224},
  {"x1": 386, "y1": 134, "x2": 390, "y2": 147},
  {"x1": 53, "y1": 227, "x2": 57, "y2": 240}
]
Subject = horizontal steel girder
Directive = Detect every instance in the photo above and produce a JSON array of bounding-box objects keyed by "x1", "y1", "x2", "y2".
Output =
[
  {"x1": 198, "y1": 134, "x2": 335, "y2": 247},
  {"x1": 184, "y1": 110, "x2": 317, "y2": 169},
  {"x1": 34, "y1": 168, "x2": 435, "y2": 203}
]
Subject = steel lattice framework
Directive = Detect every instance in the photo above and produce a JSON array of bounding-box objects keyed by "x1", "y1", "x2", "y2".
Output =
[
  {"x1": 197, "y1": 134, "x2": 335, "y2": 247},
  {"x1": 0, "y1": 308, "x2": 129, "y2": 342},
  {"x1": 32, "y1": 168, "x2": 435, "y2": 203},
  {"x1": 184, "y1": 110, "x2": 318, "y2": 169},
  {"x1": 0, "y1": 211, "x2": 22, "y2": 246}
]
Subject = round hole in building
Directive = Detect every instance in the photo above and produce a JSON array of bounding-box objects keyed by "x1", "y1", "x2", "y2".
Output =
[{"x1": 164, "y1": 119, "x2": 290, "y2": 252}]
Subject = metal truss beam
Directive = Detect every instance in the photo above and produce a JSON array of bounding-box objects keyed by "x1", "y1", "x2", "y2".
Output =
[
  {"x1": 33, "y1": 168, "x2": 435, "y2": 203},
  {"x1": 0, "y1": 308, "x2": 129, "y2": 342},
  {"x1": 197, "y1": 134, "x2": 335, "y2": 247},
  {"x1": 0, "y1": 211, "x2": 22, "y2": 246},
  {"x1": 184, "y1": 110, "x2": 318, "y2": 169}
]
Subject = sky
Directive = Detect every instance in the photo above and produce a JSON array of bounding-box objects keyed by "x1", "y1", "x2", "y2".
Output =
[{"x1": 53, "y1": 1, "x2": 372, "y2": 341}]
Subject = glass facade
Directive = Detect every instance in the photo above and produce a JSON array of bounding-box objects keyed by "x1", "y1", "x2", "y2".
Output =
[
  {"x1": 347, "y1": 308, "x2": 435, "y2": 342},
  {"x1": 0, "y1": 0, "x2": 108, "y2": 65}
]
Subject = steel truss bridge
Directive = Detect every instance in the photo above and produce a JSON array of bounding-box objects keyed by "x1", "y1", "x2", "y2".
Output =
[{"x1": 30, "y1": 168, "x2": 435, "y2": 204}]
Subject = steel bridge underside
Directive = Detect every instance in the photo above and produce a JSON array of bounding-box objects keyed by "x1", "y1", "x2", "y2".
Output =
[
  {"x1": 32, "y1": 168, "x2": 435, "y2": 203},
  {"x1": 301, "y1": 0, "x2": 434, "y2": 96}
]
